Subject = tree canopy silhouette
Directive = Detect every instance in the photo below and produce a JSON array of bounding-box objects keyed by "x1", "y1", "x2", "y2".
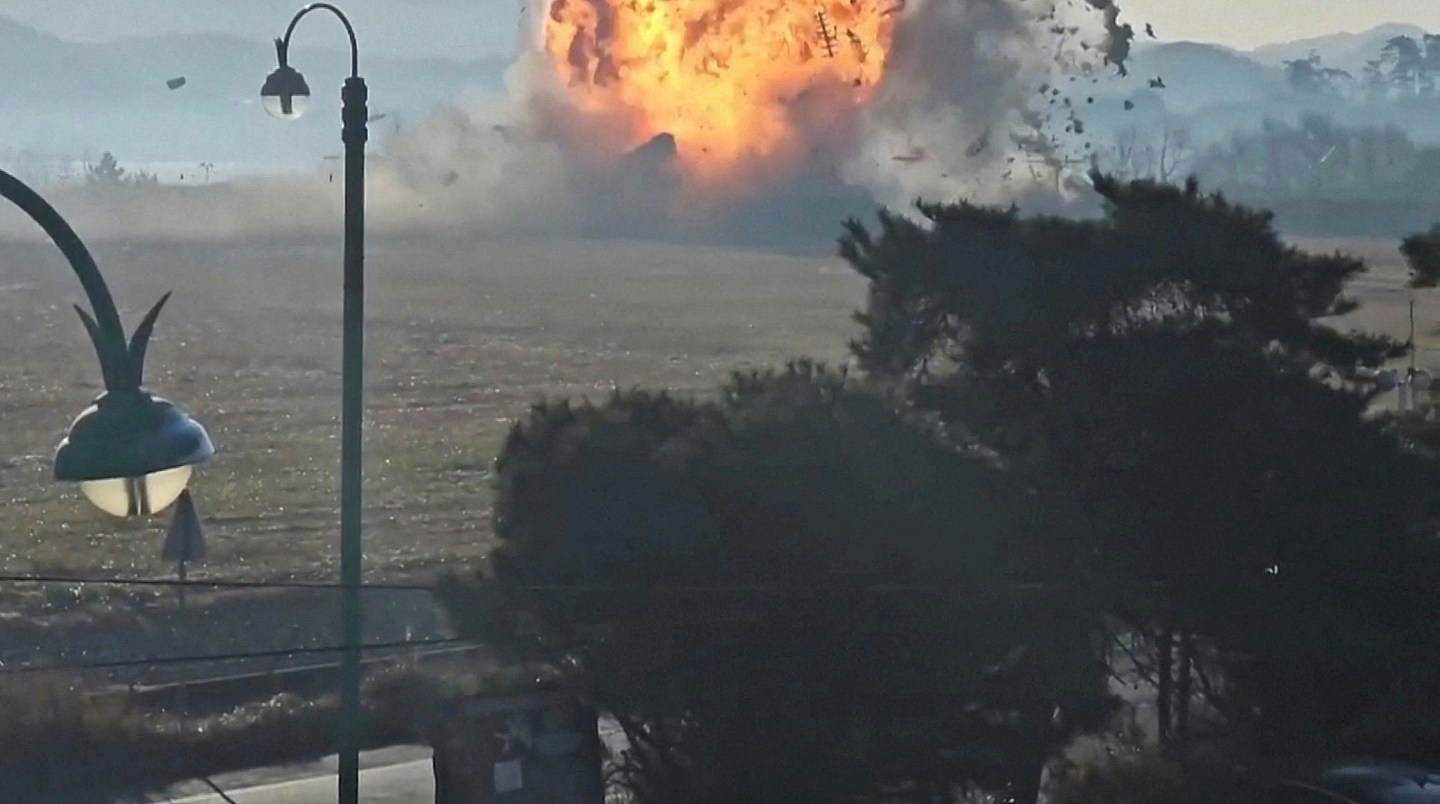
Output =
[
  {"x1": 438, "y1": 365, "x2": 1114, "y2": 803},
  {"x1": 841, "y1": 174, "x2": 1440, "y2": 762},
  {"x1": 442, "y1": 174, "x2": 1440, "y2": 801}
]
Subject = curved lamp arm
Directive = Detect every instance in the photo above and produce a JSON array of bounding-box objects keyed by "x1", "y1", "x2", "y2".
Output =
[
  {"x1": 279, "y1": 2, "x2": 360, "y2": 78},
  {"x1": 0, "y1": 168, "x2": 170, "y2": 392}
]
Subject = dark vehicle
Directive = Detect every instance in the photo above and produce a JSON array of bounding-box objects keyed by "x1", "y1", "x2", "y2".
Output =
[{"x1": 1264, "y1": 761, "x2": 1440, "y2": 803}]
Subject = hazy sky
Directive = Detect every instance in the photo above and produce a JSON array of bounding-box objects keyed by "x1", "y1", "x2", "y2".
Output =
[
  {"x1": 3, "y1": 0, "x2": 1440, "y2": 59},
  {"x1": 1113, "y1": 0, "x2": 1440, "y2": 49},
  {"x1": 0, "y1": 0, "x2": 518, "y2": 59}
]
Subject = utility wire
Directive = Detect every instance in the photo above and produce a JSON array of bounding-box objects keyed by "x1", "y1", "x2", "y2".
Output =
[
  {"x1": 0, "y1": 572, "x2": 1432, "y2": 596},
  {"x1": 0, "y1": 573, "x2": 1111, "y2": 596},
  {"x1": 0, "y1": 573, "x2": 1057, "y2": 594},
  {"x1": 1, "y1": 635, "x2": 465, "y2": 675},
  {"x1": 0, "y1": 573, "x2": 433, "y2": 592}
]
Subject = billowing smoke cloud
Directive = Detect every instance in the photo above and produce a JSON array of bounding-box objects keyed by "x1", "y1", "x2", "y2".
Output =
[
  {"x1": 0, "y1": 0, "x2": 1130, "y2": 248},
  {"x1": 381, "y1": 0, "x2": 1127, "y2": 241}
]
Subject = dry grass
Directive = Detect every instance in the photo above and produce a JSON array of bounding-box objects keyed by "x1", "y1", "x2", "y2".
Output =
[
  {"x1": 0, "y1": 229, "x2": 1426, "y2": 620},
  {"x1": 0, "y1": 234, "x2": 862, "y2": 613},
  {"x1": 1291, "y1": 235, "x2": 1440, "y2": 364}
]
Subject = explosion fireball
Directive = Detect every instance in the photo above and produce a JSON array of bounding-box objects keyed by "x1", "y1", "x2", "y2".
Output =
[{"x1": 543, "y1": 0, "x2": 904, "y2": 190}]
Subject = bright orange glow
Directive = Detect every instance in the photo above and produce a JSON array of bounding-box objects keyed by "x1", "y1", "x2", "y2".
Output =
[{"x1": 544, "y1": 0, "x2": 901, "y2": 190}]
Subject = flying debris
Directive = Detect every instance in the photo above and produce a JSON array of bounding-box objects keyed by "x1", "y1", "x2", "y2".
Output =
[
  {"x1": 846, "y1": 28, "x2": 866, "y2": 58},
  {"x1": 1149, "y1": 76, "x2": 1166, "y2": 88},
  {"x1": 892, "y1": 146, "x2": 928, "y2": 163},
  {"x1": 166, "y1": 76, "x2": 187, "y2": 90},
  {"x1": 1145, "y1": 22, "x2": 1156, "y2": 38},
  {"x1": 1086, "y1": 0, "x2": 1134, "y2": 76},
  {"x1": 1123, "y1": 99, "x2": 1135, "y2": 110},
  {"x1": 815, "y1": 8, "x2": 839, "y2": 58},
  {"x1": 367, "y1": 112, "x2": 389, "y2": 123},
  {"x1": 966, "y1": 128, "x2": 991, "y2": 158}
]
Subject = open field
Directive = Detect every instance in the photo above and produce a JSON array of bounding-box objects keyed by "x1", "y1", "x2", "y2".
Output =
[
  {"x1": 0, "y1": 234, "x2": 863, "y2": 617},
  {"x1": 0, "y1": 230, "x2": 1433, "y2": 642},
  {"x1": 1293, "y1": 235, "x2": 1440, "y2": 372}
]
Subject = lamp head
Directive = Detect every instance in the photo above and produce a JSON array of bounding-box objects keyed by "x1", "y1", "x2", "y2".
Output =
[
  {"x1": 57, "y1": 291, "x2": 214, "y2": 518},
  {"x1": 54, "y1": 390, "x2": 213, "y2": 517},
  {"x1": 261, "y1": 39, "x2": 311, "y2": 121}
]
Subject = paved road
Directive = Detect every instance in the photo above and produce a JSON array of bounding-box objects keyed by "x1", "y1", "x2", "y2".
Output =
[
  {"x1": 150, "y1": 718, "x2": 627, "y2": 803},
  {"x1": 152, "y1": 748, "x2": 433, "y2": 804}
]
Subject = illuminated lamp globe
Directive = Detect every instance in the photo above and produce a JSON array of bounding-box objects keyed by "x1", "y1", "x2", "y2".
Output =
[
  {"x1": 54, "y1": 390, "x2": 214, "y2": 518},
  {"x1": 261, "y1": 64, "x2": 311, "y2": 121}
]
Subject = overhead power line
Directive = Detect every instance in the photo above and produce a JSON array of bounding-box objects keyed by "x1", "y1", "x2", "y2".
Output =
[{"x1": 2, "y1": 636, "x2": 465, "y2": 675}]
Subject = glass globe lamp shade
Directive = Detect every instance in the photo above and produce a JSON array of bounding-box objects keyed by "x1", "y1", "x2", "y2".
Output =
[
  {"x1": 261, "y1": 65, "x2": 311, "y2": 121},
  {"x1": 81, "y1": 464, "x2": 193, "y2": 518},
  {"x1": 54, "y1": 390, "x2": 214, "y2": 519}
]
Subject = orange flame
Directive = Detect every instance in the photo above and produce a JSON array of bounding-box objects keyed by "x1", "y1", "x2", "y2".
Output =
[{"x1": 544, "y1": 0, "x2": 902, "y2": 191}]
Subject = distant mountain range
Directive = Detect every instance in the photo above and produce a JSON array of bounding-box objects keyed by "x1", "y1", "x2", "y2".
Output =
[
  {"x1": 0, "y1": 16, "x2": 508, "y2": 167},
  {"x1": 1090, "y1": 23, "x2": 1440, "y2": 134},
  {"x1": 1250, "y1": 23, "x2": 1430, "y2": 75},
  {"x1": 1124, "y1": 40, "x2": 1278, "y2": 110}
]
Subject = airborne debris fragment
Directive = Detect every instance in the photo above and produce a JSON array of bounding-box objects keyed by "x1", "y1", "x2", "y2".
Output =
[
  {"x1": 966, "y1": 127, "x2": 990, "y2": 157},
  {"x1": 892, "y1": 146, "x2": 927, "y2": 163},
  {"x1": 815, "y1": 8, "x2": 839, "y2": 58}
]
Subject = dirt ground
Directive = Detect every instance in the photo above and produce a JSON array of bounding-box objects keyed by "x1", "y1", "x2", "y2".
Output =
[{"x1": 0, "y1": 234, "x2": 862, "y2": 618}]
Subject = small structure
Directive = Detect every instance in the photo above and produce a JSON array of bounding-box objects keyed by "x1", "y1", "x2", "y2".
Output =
[{"x1": 431, "y1": 688, "x2": 604, "y2": 803}]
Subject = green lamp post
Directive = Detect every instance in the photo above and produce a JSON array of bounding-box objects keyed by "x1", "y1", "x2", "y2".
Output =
[{"x1": 261, "y1": 5, "x2": 369, "y2": 802}]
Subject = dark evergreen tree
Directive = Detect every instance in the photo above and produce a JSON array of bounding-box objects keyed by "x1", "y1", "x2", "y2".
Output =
[
  {"x1": 840, "y1": 174, "x2": 1440, "y2": 763},
  {"x1": 438, "y1": 366, "x2": 1114, "y2": 803}
]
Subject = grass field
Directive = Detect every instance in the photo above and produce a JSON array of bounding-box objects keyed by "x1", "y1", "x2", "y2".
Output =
[
  {"x1": 0, "y1": 230, "x2": 1433, "y2": 622},
  {"x1": 0, "y1": 234, "x2": 864, "y2": 615},
  {"x1": 1293, "y1": 236, "x2": 1440, "y2": 356}
]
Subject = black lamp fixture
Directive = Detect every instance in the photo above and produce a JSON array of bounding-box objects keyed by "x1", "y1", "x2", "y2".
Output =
[
  {"x1": 260, "y1": 39, "x2": 312, "y2": 121},
  {"x1": 0, "y1": 169, "x2": 213, "y2": 519}
]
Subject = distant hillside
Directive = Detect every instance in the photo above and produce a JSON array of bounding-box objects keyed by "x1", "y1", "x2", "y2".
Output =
[
  {"x1": 0, "y1": 16, "x2": 509, "y2": 167},
  {"x1": 1128, "y1": 41, "x2": 1278, "y2": 107},
  {"x1": 1080, "y1": 40, "x2": 1281, "y2": 121},
  {"x1": 1250, "y1": 23, "x2": 1430, "y2": 75}
]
